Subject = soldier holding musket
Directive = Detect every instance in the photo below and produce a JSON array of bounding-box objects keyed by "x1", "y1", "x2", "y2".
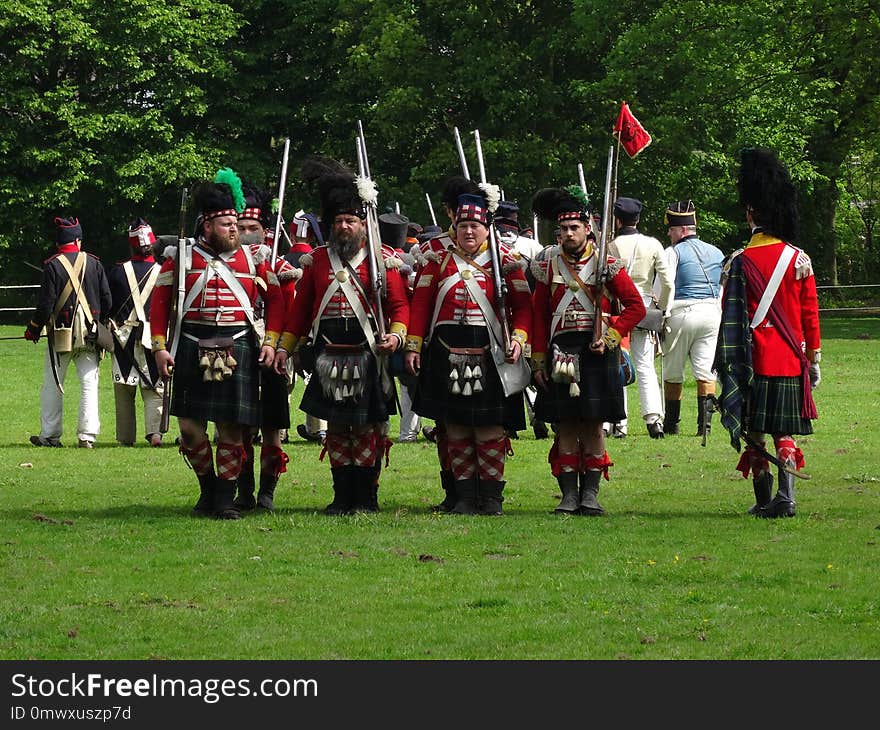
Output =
[
  {"x1": 530, "y1": 187, "x2": 644, "y2": 515},
  {"x1": 150, "y1": 170, "x2": 284, "y2": 519},
  {"x1": 404, "y1": 189, "x2": 532, "y2": 516},
  {"x1": 275, "y1": 156, "x2": 410, "y2": 515}
]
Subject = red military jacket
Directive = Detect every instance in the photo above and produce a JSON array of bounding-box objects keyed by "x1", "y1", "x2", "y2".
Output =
[
  {"x1": 404, "y1": 238, "x2": 532, "y2": 353},
  {"x1": 150, "y1": 240, "x2": 284, "y2": 351},
  {"x1": 530, "y1": 243, "x2": 645, "y2": 368},
  {"x1": 735, "y1": 233, "x2": 821, "y2": 377},
  {"x1": 279, "y1": 242, "x2": 409, "y2": 351}
]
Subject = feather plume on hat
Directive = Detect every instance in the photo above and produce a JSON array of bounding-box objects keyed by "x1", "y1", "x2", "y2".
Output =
[{"x1": 213, "y1": 167, "x2": 246, "y2": 213}]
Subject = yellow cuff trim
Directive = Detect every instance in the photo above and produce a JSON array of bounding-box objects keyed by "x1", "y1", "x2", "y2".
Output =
[
  {"x1": 390, "y1": 321, "x2": 407, "y2": 338},
  {"x1": 404, "y1": 334, "x2": 423, "y2": 353},
  {"x1": 151, "y1": 335, "x2": 167, "y2": 351},
  {"x1": 263, "y1": 330, "x2": 279, "y2": 349},
  {"x1": 279, "y1": 333, "x2": 299, "y2": 353},
  {"x1": 512, "y1": 329, "x2": 527, "y2": 345},
  {"x1": 531, "y1": 353, "x2": 546, "y2": 371},
  {"x1": 602, "y1": 326, "x2": 622, "y2": 349}
]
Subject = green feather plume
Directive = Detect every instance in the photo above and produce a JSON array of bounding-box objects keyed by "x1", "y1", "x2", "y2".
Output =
[
  {"x1": 213, "y1": 167, "x2": 246, "y2": 213},
  {"x1": 564, "y1": 184, "x2": 590, "y2": 211}
]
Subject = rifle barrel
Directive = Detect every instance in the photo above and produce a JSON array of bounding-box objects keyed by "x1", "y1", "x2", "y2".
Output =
[
  {"x1": 453, "y1": 127, "x2": 470, "y2": 179},
  {"x1": 271, "y1": 137, "x2": 291, "y2": 265}
]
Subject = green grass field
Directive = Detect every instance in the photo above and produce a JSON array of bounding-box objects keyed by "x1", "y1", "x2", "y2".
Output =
[{"x1": 1, "y1": 319, "x2": 878, "y2": 659}]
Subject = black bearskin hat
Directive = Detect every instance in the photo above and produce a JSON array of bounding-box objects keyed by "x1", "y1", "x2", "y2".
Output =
[
  {"x1": 440, "y1": 175, "x2": 481, "y2": 211},
  {"x1": 531, "y1": 186, "x2": 590, "y2": 223},
  {"x1": 737, "y1": 147, "x2": 798, "y2": 241},
  {"x1": 240, "y1": 180, "x2": 273, "y2": 228},
  {"x1": 301, "y1": 155, "x2": 364, "y2": 223},
  {"x1": 192, "y1": 168, "x2": 245, "y2": 223}
]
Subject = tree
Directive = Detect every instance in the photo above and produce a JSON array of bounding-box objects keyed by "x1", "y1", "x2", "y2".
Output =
[{"x1": 0, "y1": 0, "x2": 240, "y2": 277}]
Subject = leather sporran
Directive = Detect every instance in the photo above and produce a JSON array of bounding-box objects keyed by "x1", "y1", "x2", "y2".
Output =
[
  {"x1": 447, "y1": 346, "x2": 488, "y2": 397},
  {"x1": 197, "y1": 337, "x2": 236, "y2": 383},
  {"x1": 315, "y1": 343, "x2": 369, "y2": 402},
  {"x1": 550, "y1": 342, "x2": 582, "y2": 398}
]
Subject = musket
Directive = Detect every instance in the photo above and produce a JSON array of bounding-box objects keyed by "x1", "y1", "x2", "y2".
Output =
[
  {"x1": 271, "y1": 137, "x2": 291, "y2": 266},
  {"x1": 425, "y1": 193, "x2": 437, "y2": 226},
  {"x1": 159, "y1": 187, "x2": 188, "y2": 434},
  {"x1": 355, "y1": 122, "x2": 386, "y2": 338},
  {"x1": 453, "y1": 127, "x2": 471, "y2": 180},
  {"x1": 593, "y1": 146, "x2": 616, "y2": 346},
  {"x1": 472, "y1": 129, "x2": 512, "y2": 355}
]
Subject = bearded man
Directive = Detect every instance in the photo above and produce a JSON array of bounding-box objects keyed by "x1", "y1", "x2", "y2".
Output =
[
  {"x1": 530, "y1": 187, "x2": 645, "y2": 515},
  {"x1": 150, "y1": 169, "x2": 284, "y2": 519},
  {"x1": 275, "y1": 158, "x2": 409, "y2": 515}
]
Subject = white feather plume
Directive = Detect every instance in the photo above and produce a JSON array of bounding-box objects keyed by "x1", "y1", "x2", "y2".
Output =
[
  {"x1": 478, "y1": 182, "x2": 501, "y2": 213},
  {"x1": 355, "y1": 175, "x2": 378, "y2": 207}
]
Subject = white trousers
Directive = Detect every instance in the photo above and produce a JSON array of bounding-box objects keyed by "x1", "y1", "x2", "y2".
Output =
[
  {"x1": 40, "y1": 347, "x2": 101, "y2": 443},
  {"x1": 397, "y1": 382, "x2": 421, "y2": 439},
  {"x1": 661, "y1": 300, "x2": 721, "y2": 383},
  {"x1": 630, "y1": 329, "x2": 664, "y2": 422},
  {"x1": 113, "y1": 380, "x2": 165, "y2": 444}
]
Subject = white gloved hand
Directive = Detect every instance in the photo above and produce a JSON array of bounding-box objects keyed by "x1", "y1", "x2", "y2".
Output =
[{"x1": 809, "y1": 362, "x2": 821, "y2": 389}]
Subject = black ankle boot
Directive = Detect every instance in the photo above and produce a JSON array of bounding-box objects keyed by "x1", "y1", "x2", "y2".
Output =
[
  {"x1": 759, "y1": 467, "x2": 796, "y2": 518},
  {"x1": 325, "y1": 466, "x2": 355, "y2": 515},
  {"x1": 233, "y1": 461, "x2": 256, "y2": 511},
  {"x1": 451, "y1": 478, "x2": 478, "y2": 515},
  {"x1": 554, "y1": 472, "x2": 580, "y2": 514},
  {"x1": 579, "y1": 471, "x2": 605, "y2": 516},
  {"x1": 352, "y1": 466, "x2": 379, "y2": 513},
  {"x1": 256, "y1": 472, "x2": 279, "y2": 512},
  {"x1": 748, "y1": 471, "x2": 773, "y2": 515},
  {"x1": 664, "y1": 400, "x2": 681, "y2": 435},
  {"x1": 191, "y1": 471, "x2": 216, "y2": 518},
  {"x1": 478, "y1": 480, "x2": 505, "y2": 516},
  {"x1": 214, "y1": 479, "x2": 242, "y2": 520},
  {"x1": 432, "y1": 470, "x2": 457, "y2": 512}
]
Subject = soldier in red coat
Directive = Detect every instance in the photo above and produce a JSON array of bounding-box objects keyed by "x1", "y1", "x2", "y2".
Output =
[
  {"x1": 229, "y1": 181, "x2": 300, "y2": 513},
  {"x1": 715, "y1": 148, "x2": 821, "y2": 518},
  {"x1": 530, "y1": 187, "x2": 645, "y2": 516},
  {"x1": 150, "y1": 170, "x2": 284, "y2": 519},
  {"x1": 404, "y1": 190, "x2": 533, "y2": 516},
  {"x1": 275, "y1": 157, "x2": 409, "y2": 514},
  {"x1": 410, "y1": 176, "x2": 482, "y2": 512}
]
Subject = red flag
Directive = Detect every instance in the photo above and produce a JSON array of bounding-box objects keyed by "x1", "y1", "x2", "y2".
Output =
[{"x1": 613, "y1": 102, "x2": 652, "y2": 159}]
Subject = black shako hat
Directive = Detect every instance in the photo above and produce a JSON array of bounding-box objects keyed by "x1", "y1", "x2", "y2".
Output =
[
  {"x1": 737, "y1": 147, "x2": 798, "y2": 241},
  {"x1": 664, "y1": 200, "x2": 697, "y2": 227},
  {"x1": 379, "y1": 212, "x2": 410, "y2": 249},
  {"x1": 55, "y1": 216, "x2": 82, "y2": 245},
  {"x1": 613, "y1": 197, "x2": 642, "y2": 224}
]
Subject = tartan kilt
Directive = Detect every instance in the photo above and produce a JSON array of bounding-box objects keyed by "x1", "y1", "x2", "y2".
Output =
[
  {"x1": 170, "y1": 322, "x2": 261, "y2": 426},
  {"x1": 534, "y1": 331, "x2": 626, "y2": 424},
  {"x1": 298, "y1": 318, "x2": 395, "y2": 426},
  {"x1": 260, "y1": 368, "x2": 291, "y2": 430},
  {"x1": 412, "y1": 324, "x2": 526, "y2": 431},
  {"x1": 748, "y1": 374, "x2": 814, "y2": 435}
]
